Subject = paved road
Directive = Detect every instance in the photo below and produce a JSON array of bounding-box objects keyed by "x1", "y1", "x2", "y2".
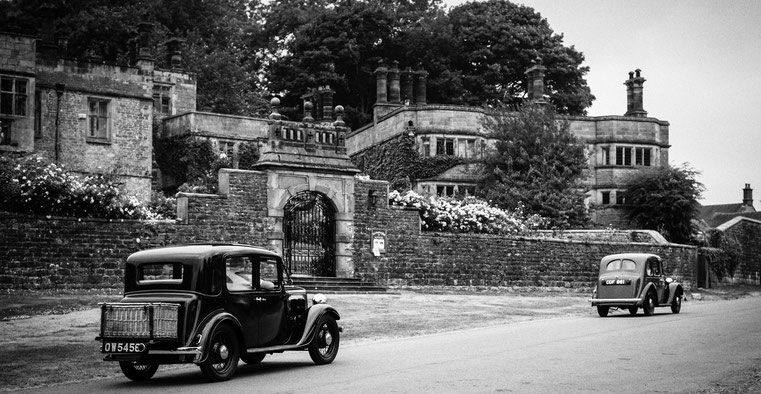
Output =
[{"x1": 22, "y1": 297, "x2": 761, "y2": 393}]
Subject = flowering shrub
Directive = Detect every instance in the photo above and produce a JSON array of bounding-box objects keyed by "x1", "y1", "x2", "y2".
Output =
[
  {"x1": 389, "y1": 190, "x2": 546, "y2": 234},
  {"x1": 0, "y1": 155, "x2": 172, "y2": 220}
]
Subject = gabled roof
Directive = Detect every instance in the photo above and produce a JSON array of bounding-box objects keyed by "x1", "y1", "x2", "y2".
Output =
[
  {"x1": 709, "y1": 212, "x2": 761, "y2": 229},
  {"x1": 698, "y1": 202, "x2": 757, "y2": 229}
]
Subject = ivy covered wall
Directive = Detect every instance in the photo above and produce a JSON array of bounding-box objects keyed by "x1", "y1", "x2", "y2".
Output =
[{"x1": 351, "y1": 134, "x2": 466, "y2": 190}]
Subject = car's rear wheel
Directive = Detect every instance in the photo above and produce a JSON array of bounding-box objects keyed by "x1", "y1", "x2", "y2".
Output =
[
  {"x1": 628, "y1": 306, "x2": 638, "y2": 315},
  {"x1": 119, "y1": 361, "x2": 158, "y2": 381},
  {"x1": 596, "y1": 306, "x2": 609, "y2": 317},
  {"x1": 308, "y1": 315, "x2": 340, "y2": 365},
  {"x1": 671, "y1": 294, "x2": 682, "y2": 314},
  {"x1": 241, "y1": 352, "x2": 266, "y2": 364},
  {"x1": 643, "y1": 292, "x2": 655, "y2": 316},
  {"x1": 199, "y1": 324, "x2": 240, "y2": 381}
]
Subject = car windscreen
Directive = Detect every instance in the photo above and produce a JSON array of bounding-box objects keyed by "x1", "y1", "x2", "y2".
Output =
[{"x1": 604, "y1": 259, "x2": 637, "y2": 272}]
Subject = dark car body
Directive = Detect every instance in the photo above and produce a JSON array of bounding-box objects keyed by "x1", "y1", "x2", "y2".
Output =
[
  {"x1": 590, "y1": 253, "x2": 684, "y2": 317},
  {"x1": 96, "y1": 244, "x2": 341, "y2": 382}
]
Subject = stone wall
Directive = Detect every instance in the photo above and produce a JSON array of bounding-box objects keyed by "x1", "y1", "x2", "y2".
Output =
[
  {"x1": 1, "y1": 174, "x2": 698, "y2": 291},
  {"x1": 0, "y1": 171, "x2": 272, "y2": 290},
  {"x1": 352, "y1": 179, "x2": 696, "y2": 291},
  {"x1": 718, "y1": 217, "x2": 761, "y2": 284}
]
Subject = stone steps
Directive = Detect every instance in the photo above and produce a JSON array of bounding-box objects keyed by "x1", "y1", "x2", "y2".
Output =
[{"x1": 290, "y1": 276, "x2": 388, "y2": 294}]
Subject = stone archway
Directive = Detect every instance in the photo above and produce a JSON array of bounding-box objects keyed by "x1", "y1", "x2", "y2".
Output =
[{"x1": 283, "y1": 191, "x2": 336, "y2": 277}]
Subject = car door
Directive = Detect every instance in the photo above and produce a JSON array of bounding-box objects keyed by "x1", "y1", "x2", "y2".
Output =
[
  {"x1": 645, "y1": 257, "x2": 667, "y2": 303},
  {"x1": 223, "y1": 255, "x2": 259, "y2": 347},
  {"x1": 252, "y1": 256, "x2": 288, "y2": 347}
]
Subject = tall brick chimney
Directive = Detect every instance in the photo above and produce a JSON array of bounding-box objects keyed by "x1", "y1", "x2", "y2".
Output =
[
  {"x1": 743, "y1": 183, "x2": 754, "y2": 208},
  {"x1": 624, "y1": 69, "x2": 647, "y2": 117}
]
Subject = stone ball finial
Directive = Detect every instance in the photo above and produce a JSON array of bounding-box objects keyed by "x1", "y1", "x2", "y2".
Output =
[
  {"x1": 269, "y1": 97, "x2": 282, "y2": 120},
  {"x1": 334, "y1": 105, "x2": 346, "y2": 127},
  {"x1": 304, "y1": 101, "x2": 313, "y2": 111}
]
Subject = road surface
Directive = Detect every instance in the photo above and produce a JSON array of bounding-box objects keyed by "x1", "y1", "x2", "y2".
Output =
[{"x1": 21, "y1": 297, "x2": 761, "y2": 393}]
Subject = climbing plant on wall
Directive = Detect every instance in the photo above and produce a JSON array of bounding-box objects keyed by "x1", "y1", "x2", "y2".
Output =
[
  {"x1": 154, "y1": 135, "x2": 222, "y2": 193},
  {"x1": 237, "y1": 141, "x2": 261, "y2": 170},
  {"x1": 352, "y1": 134, "x2": 465, "y2": 191}
]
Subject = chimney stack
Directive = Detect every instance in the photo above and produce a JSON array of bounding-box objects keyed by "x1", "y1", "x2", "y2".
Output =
[
  {"x1": 415, "y1": 66, "x2": 428, "y2": 105},
  {"x1": 374, "y1": 61, "x2": 388, "y2": 104},
  {"x1": 166, "y1": 38, "x2": 185, "y2": 71},
  {"x1": 388, "y1": 61, "x2": 401, "y2": 104},
  {"x1": 525, "y1": 57, "x2": 547, "y2": 102},
  {"x1": 135, "y1": 23, "x2": 155, "y2": 72},
  {"x1": 624, "y1": 69, "x2": 647, "y2": 117},
  {"x1": 743, "y1": 183, "x2": 754, "y2": 207}
]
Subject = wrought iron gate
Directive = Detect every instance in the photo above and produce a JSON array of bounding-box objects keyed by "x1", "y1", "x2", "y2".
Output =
[{"x1": 283, "y1": 191, "x2": 336, "y2": 277}]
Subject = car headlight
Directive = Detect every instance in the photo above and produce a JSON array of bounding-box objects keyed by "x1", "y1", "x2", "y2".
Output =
[{"x1": 312, "y1": 294, "x2": 328, "y2": 305}]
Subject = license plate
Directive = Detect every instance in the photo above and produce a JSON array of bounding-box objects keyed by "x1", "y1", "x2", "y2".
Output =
[
  {"x1": 603, "y1": 279, "x2": 630, "y2": 285},
  {"x1": 102, "y1": 342, "x2": 147, "y2": 353}
]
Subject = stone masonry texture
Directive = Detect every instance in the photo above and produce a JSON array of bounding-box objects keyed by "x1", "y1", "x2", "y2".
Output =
[{"x1": 1, "y1": 176, "x2": 702, "y2": 291}]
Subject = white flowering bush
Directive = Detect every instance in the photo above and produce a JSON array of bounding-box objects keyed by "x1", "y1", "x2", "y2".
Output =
[
  {"x1": 389, "y1": 190, "x2": 546, "y2": 234},
  {"x1": 0, "y1": 155, "x2": 173, "y2": 220}
]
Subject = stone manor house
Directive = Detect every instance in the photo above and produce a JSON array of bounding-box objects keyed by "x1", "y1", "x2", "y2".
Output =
[
  {"x1": 6, "y1": 29, "x2": 761, "y2": 290},
  {"x1": 2, "y1": 29, "x2": 668, "y2": 228}
]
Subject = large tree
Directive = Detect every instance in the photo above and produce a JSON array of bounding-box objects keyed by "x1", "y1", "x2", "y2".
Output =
[
  {"x1": 479, "y1": 103, "x2": 590, "y2": 229},
  {"x1": 255, "y1": 0, "x2": 594, "y2": 124},
  {"x1": 443, "y1": 0, "x2": 594, "y2": 114},
  {"x1": 253, "y1": 0, "x2": 441, "y2": 125},
  {"x1": 622, "y1": 164, "x2": 704, "y2": 244},
  {"x1": 1, "y1": 0, "x2": 596, "y2": 120}
]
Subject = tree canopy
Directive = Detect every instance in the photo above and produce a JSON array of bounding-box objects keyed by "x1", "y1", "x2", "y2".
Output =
[
  {"x1": 621, "y1": 164, "x2": 704, "y2": 244},
  {"x1": 0, "y1": 0, "x2": 595, "y2": 124},
  {"x1": 479, "y1": 104, "x2": 590, "y2": 229}
]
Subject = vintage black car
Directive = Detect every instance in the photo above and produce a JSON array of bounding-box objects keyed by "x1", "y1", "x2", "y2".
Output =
[
  {"x1": 96, "y1": 244, "x2": 341, "y2": 382},
  {"x1": 590, "y1": 253, "x2": 684, "y2": 317}
]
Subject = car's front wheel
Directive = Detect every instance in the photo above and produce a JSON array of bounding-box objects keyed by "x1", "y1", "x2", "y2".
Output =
[
  {"x1": 308, "y1": 315, "x2": 340, "y2": 364},
  {"x1": 596, "y1": 306, "x2": 609, "y2": 317},
  {"x1": 119, "y1": 361, "x2": 158, "y2": 381},
  {"x1": 671, "y1": 295, "x2": 682, "y2": 314},
  {"x1": 643, "y1": 292, "x2": 655, "y2": 316},
  {"x1": 199, "y1": 324, "x2": 240, "y2": 381}
]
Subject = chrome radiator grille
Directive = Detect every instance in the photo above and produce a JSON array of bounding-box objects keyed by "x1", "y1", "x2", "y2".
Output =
[{"x1": 100, "y1": 303, "x2": 179, "y2": 339}]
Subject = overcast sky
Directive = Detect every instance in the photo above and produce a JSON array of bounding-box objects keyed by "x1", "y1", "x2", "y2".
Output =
[{"x1": 445, "y1": 0, "x2": 761, "y2": 206}]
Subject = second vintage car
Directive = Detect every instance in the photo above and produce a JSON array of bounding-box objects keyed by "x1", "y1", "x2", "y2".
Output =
[
  {"x1": 590, "y1": 253, "x2": 684, "y2": 317},
  {"x1": 96, "y1": 244, "x2": 341, "y2": 382}
]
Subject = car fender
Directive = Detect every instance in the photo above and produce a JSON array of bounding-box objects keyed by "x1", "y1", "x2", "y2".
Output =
[
  {"x1": 665, "y1": 283, "x2": 683, "y2": 304},
  {"x1": 293, "y1": 304, "x2": 341, "y2": 348},
  {"x1": 192, "y1": 311, "x2": 243, "y2": 363},
  {"x1": 638, "y1": 283, "x2": 658, "y2": 305}
]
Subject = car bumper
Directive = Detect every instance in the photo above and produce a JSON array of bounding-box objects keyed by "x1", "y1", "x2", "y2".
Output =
[
  {"x1": 590, "y1": 298, "x2": 642, "y2": 306},
  {"x1": 103, "y1": 346, "x2": 202, "y2": 363}
]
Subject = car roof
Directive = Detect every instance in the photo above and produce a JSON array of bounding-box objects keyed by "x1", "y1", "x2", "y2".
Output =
[
  {"x1": 601, "y1": 253, "x2": 660, "y2": 264},
  {"x1": 127, "y1": 244, "x2": 279, "y2": 264}
]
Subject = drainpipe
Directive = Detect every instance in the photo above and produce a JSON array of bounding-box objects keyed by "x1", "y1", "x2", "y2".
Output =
[{"x1": 54, "y1": 83, "x2": 65, "y2": 163}]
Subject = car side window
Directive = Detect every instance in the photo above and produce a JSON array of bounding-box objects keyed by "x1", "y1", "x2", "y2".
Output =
[
  {"x1": 647, "y1": 259, "x2": 661, "y2": 277},
  {"x1": 226, "y1": 256, "x2": 254, "y2": 291},
  {"x1": 258, "y1": 258, "x2": 279, "y2": 291}
]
